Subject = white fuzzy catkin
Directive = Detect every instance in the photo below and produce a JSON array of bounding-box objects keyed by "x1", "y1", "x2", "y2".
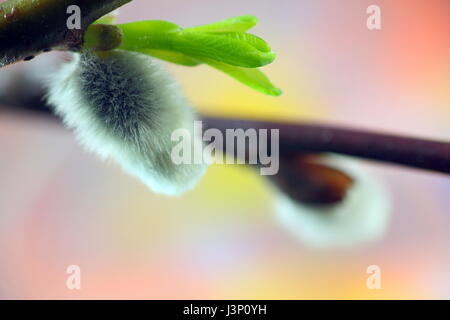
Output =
[
  {"x1": 274, "y1": 155, "x2": 390, "y2": 249},
  {"x1": 46, "y1": 50, "x2": 207, "y2": 195}
]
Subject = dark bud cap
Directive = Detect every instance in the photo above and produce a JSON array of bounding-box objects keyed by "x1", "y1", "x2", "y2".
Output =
[{"x1": 267, "y1": 153, "x2": 354, "y2": 206}]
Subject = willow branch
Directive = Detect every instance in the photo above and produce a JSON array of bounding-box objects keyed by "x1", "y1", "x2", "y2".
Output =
[
  {"x1": 0, "y1": 0, "x2": 132, "y2": 67},
  {"x1": 203, "y1": 117, "x2": 450, "y2": 175}
]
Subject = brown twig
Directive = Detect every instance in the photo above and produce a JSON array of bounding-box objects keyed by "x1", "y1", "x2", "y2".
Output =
[
  {"x1": 203, "y1": 117, "x2": 450, "y2": 175},
  {"x1": 0, "y1": 0, "x2": 131, "y2": 67}
]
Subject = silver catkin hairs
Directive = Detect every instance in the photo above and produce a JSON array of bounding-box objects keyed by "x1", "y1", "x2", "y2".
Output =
[
  {"x1": 46, "y1": 50, "x2": 207, "y2": 195},
  {"x1": 274, "y1": 155, "x2": 391, "y2": 249}
]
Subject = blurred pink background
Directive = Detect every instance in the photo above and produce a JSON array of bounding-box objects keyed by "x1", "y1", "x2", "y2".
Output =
[{"x1": 0, "y1": 0, "x2": 449, "y2": 299}]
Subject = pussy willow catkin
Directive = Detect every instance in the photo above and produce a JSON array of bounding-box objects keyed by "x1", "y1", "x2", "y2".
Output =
[
  {"x1": 47, "y1": 50, "x2": 207, "y2": 195},
  {"x1": 274, "y1": 155, "x2": 390, "y2": 249}
]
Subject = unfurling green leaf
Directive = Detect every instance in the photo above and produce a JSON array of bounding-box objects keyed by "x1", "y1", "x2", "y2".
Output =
[
  {"x1": 111, "y1": 15, "x2": 281, "y2": 96},
  {"x1": 210, "y1": 32, "x2": 272, "y2": 53},
  {"x1": 169, "y1": 31, "x2": 276, "y2": 68},
  {"x1": 199, "y1": 58, "x2": 282, "y2": 96},
  {"x1": 184, "y1": 15, "x2": 258, "y2": 33},
  {"x1": 118, "y1": 20, "x2": 181, "y2": 34},
  {"x1": 140, "y1": 49, "x2": 201, "y2": 66}
]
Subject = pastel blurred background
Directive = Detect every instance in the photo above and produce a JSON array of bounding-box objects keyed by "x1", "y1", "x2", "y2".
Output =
[{"x1": 0, "y1": 0, "x2": 449, "y2": 299}]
